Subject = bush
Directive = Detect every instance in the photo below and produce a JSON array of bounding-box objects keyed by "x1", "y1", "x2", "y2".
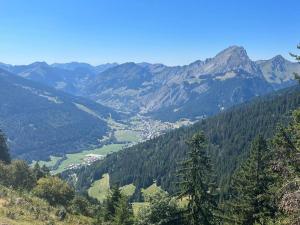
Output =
[
  {"x1": 33, "y1": 176, "x2": 74, "y2": 206},
  {"x1": 0, "y1": 160, "x2": 35, "y2": 190}
]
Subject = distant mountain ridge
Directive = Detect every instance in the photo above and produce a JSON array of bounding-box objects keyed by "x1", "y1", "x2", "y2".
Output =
[
  {"x1": 84, "y1": 46, "x2": 299, "y2": 121},
  {"x1": 1, "y1": 46, "x2": 299, "y2": 121},
  {"x1": 0, "y1": 69, "x2": 122, "y2": 161}
]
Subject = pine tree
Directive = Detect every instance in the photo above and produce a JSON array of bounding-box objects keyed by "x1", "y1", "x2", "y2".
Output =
[
  {"x1": 290, "y1": 44, "x2": 300, "y2": 84},
  {"x1": 270, "y1": 109, "x2": 300, "y2": 224},
  {"x1": 113, "y1": 196, "x2": 134, "y2": 225},
  {"x1": 226, "y1": 135, "x2": 276, "y2": 225},
  {"x1": 0, "y1": 130, "x2": 10, "y2": 163},
  {"x1": 104, "y1": 185, "x2": 122, "y2": 221},
  {"x1": 177, "y1": 132, "x2": 218, "y2": 225}
]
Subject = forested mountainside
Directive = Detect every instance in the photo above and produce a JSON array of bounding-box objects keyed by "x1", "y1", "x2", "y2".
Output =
[
  {"x1": 80, "y1": 46, "x2": 299, "y2": 121},
  {"x1": 1, "y1": 46, "x2": 299, "y2": 122},
  {"x1": 67, "y1": 85, "x2": 300, "y2": 196},
  {"x1": 1, "y1": 106, "x2": 299, "y2": 225},
  {"x1": 0, "y1": 69, "x2": 123, "y2": 161}
]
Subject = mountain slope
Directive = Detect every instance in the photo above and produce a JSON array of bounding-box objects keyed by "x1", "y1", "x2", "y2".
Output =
[
  {"x1": 0, "y1": 69, "x2": 122, "y2": 161},
  {"x1": 0, "y1": 184, "x2": 93, "y2": 225},
  {"x1": 85, "y1": 46, "x2": 275, "y2": 121},
  {"x1": 2, "y1": 62, "x2": 118, "y2": 96},
  {"x1": 257, "y1": 55, "x2": 300, "y2": 89},
  {"x1": 1, "y1": 46, "x2": 299, "y2": 122},
  {"x1": 67, "y1": 85, "x2": 300, "y2": 195}
]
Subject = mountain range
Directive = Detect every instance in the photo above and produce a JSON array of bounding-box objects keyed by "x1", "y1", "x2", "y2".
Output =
[
  {"x1": 0, "y1": 45, "x2": 299, "y2": 161},
  {"x1": 1, "y1": 46, "x2": 299, "y2": 122},
  {"x1": 0, "y1": 69, "x2": 122, "y2": 161}
]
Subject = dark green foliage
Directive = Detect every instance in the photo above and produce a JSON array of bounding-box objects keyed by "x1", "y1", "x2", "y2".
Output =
[
  {"x1": 10, "y1": 160, "x2": 36, "y2": 190},
  {"x1": 104, "y1": 185, "x2": 122, "y2": 221},
  {"x1": 32, "y1": 162, "x2": 50, "y2": 181},
  {"x1": 0, "y1": 160, "x2": 35, "y2": 190},
  {"x1": 0, "y1": 69, "x2": 122, "y2": 161},
  {"x1": 269, "y1": 109, "x2": 300, "y2": 224},
  {"x1": 67, "y1": 86, "x2": 300, "y2": 198},
  {"x1": 98, "y1": 186, "x2": 134, "y2": 225},
  {"x1": 290, "y1": 44, "x2": 300, "y2": 84},
  {"x1": 113, "y1": 196, "x2": 134, "y2": 225},
  {"x1": 33, "y1": 176, "x2": 75, "y2": 206},
  {"x1": 136, "y1": 194, "x2": 183, "y2": 225},
  {"x1": 55, "y1": 207, "x2": 67, "y2": 221},
  {"x1": 225, "y1": 136, "x2": 276, "y2": 224},
  {"x1": 177, "y1": 132, "x2": 218, "y2": 225},
  {"x1": 69, "y1": 195, "x2": 96, "y2": 217},
  {"x1": 0, "y1": 129, "x2": 10, "y2": 163}
]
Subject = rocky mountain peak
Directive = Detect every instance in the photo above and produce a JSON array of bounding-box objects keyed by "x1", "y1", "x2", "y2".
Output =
[
  {"x1": 213, "y1": 46, "x2": 250, "y2": 65},
  {"x1": 202, "y1": 46, "x2": 261, "y2": 75},
  {"x1": 270, "y1": 55, "x2": 287, "y2": 66},
  {"x1": 29, "y1": 61, "x2": 49, "y2": 68}
]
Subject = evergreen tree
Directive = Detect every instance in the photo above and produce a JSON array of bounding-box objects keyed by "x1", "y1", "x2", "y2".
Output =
[
  {"x1": 32, "y1": 162, "x2": 50, "y2": 181},
  {"x1": 10, "y1": 160, "x2": 36, "y2": 190},
  {"x1": 136, "y1": 193, "x2": 183, "y2": 225},
  {"x1": 177, "y1": 132, "x2": 218, "y2": 225},
  {"x1": 113, "y1": 196, "x2": 134, "y2": 225},
  {"x1": 290, "y1": 44, "x2": 300, "y2": 84},
  {"x1": 226, "y1": 136, "x2": 275, "y2": 225},
  {"x1": 0, "y1": 130, "x2": 10, "y2": 163},
  {"x1": 270, "y1": 109, "x2": 300, "y2": 224},
  {"x1": 104, "y1": 185, "x2": 122, "y2": 221}
]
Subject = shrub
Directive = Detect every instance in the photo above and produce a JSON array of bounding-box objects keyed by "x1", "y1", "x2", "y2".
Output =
[{"x1": 33, "y1": 176, "x2": 74, "y2": 206}]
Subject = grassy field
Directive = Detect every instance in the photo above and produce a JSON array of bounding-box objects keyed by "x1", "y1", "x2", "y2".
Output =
[
  {"x1": 132, "y1": 202, "x2": 150, "y2": 215},
  {"x1": 0, "y1": 185, "x2": 93, "y2": 225},
  {"x1": 114, "y1": 129, "x2": 140, "y2": 143},
  {"x1": 88, "y1": 174, "x2": 165, "y2": 216},
  {"x1": 141, "y1": 182, "x2": 167, "y2": 201},
  {"x1": 120, "y1": 184, "x2": 136, "y2": 196},
  {"x1": 31, "y1": 155, "x2": 62, "y2": 168},
  {"x1": 88, "y1": 174, "x2": 187, "y2": 216},
  {"x1": 40, "y1": 144, "x2": 125, "y2": 174},
  {"x1": 55, "y1": 144, "x2": 125, "y2": 173},
  {"x1": 131, "y1": 182, "x2": 167, "y2": 215},
  {"x1": 88, "y1": 173, "x2": 110, "y2": 202}
]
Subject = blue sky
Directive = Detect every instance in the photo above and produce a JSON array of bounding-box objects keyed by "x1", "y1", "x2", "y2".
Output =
[{"x1": 0, "y1": 0, "x2": 299, "y2": 65}]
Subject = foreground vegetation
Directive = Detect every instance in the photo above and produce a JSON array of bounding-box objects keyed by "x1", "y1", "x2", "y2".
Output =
[
  {"x1": 1, "y1": 101, "x2": 300, "y2": 225},
  {"x1": 68, "y1": 83, "x2": 300, "y2": 197},
  {"x1": 0, "y1": 46, "x2": 299, "y2": 225}
]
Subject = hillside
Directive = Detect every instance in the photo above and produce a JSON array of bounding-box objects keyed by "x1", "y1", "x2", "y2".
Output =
[
  {"x1": 0, "y1": 69, "x2": 123, "y2": 161},
  {"x1": 0, "y1": 62, "x2": 118, "y2": 95},
  {"x1": 2, "y1": 46, "x2": 299, "y2": 122},
  {"x1": 84, "y1": 46, "x2": 298, "y2": 121},
  {"x1": 66, "y1": 85, "x2": 300, "y2": 195},
  {"x1": 0, "y1": 184, "x2": 93, "y2": 225}
]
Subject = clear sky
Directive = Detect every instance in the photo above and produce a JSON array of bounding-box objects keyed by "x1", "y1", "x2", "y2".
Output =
[{"x1": 0, "y1": 0, "x2": 299, "y2": 65}]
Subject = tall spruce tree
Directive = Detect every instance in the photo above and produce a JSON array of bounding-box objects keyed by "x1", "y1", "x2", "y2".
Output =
[
  {"x1": 177, "y1": 132, "x2": 218, "y2": 225},
  {"x1": 270, "y1": 109, "x2": 300, "y2": 224},
  {"x1": 113, "y1": 195, "x2": 134, "y2": 225},
  {"x1": 290, "y1": 44, "x2": 300, "y2": 84},
  {"x1": 226, "y1": 135, "x2": 275, "y2": 225},
  {"x1": 0, "y1": 129, "x2": 10, "y2": 163},
  {"x1": 103, "y1": 185, "x2": 122, "y2": 221}
]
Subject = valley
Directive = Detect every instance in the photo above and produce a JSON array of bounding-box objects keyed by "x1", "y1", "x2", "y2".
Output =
[
  {"x1": 1, "y1": 46, "x2": 299, "y2": 175},
  {"x1": 35, "y1": 115, "x2": 193, "y2": 174},
  {"x1": 1, "y1": 2, "x2": 299, "y2": 224}
]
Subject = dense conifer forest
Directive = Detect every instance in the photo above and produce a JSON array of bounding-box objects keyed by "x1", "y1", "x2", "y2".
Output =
[{"x1": 67, "y1": 85, "x2": 300, "y2": 199}]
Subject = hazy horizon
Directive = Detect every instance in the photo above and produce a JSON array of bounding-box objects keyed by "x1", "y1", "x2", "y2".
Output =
[{"x1": 0, "y1": 0, "x2": 299, "y2": 66}]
